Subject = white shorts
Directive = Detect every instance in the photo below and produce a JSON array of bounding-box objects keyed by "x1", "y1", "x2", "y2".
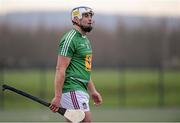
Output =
[{"x1": 60, "y1": 91, "x2": 90, "y2": 112}]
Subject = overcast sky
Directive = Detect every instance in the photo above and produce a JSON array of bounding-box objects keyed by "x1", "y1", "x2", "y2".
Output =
[{"x1": 0, "y1": 0, "x2": 180, "y2": 16}]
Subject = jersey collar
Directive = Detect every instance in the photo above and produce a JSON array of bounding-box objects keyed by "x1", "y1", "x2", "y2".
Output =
[{"x1": 73, "y1": 28, "x2": 87, "y2": 38}]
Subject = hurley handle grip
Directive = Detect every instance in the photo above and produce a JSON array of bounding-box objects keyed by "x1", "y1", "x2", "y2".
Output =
[{"x1": 2, "y1": 84, "x2": 66, "y2": 115}]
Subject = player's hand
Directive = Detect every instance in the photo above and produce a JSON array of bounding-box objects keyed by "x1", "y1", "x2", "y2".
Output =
[
  {"x1": 91, "y1": 91, "x2": 102, "y2": 106},
  {"x1": 49, "y1": 96, "x2": 60, "y2": 112}
]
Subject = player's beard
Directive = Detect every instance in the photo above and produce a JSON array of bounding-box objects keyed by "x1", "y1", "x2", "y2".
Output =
[{"x1": 79, "y1": 23, "x2": 93, "y2": 32}]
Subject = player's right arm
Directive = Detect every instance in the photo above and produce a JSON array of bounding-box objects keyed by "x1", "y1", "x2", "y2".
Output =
[{"x1": 49, "y1": 55, "x2": 71, "y2": 112}]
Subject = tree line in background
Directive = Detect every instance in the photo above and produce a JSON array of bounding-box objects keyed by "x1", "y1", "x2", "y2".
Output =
[{"x1": 0, "y1": 17, "x2": 180, "y2": 69}]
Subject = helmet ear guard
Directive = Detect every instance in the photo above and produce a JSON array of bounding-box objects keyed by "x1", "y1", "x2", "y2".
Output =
[{"x1": 71, "y1": 6, "x2": 94, "y2": 21}]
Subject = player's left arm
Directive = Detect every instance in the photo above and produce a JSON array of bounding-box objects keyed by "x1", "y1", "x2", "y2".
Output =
[{"x1": 88, "y1": 77, "x2": 102, "y2": 105}]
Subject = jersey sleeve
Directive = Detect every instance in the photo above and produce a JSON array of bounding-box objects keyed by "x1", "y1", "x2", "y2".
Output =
[{"x1": 58, "y1": 37, "x2": 75, "y2": 58}]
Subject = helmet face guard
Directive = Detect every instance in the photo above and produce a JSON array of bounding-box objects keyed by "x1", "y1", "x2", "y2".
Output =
[{"x1": 71, "y1": 6, "x2": 94, "y2": 21}]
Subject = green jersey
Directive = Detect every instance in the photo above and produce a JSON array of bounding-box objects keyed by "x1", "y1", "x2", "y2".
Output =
[{"x1": 58, "y1": 29, "x2": 92, "y2": 93}]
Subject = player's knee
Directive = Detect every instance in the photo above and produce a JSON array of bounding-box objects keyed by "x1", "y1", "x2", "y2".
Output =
[
  {"x1": 82, "y1": 111, "x2": 92, "y2": 122},
  {"x1": 82, "y1": 118, "x2": 92, "y2": 123}
]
